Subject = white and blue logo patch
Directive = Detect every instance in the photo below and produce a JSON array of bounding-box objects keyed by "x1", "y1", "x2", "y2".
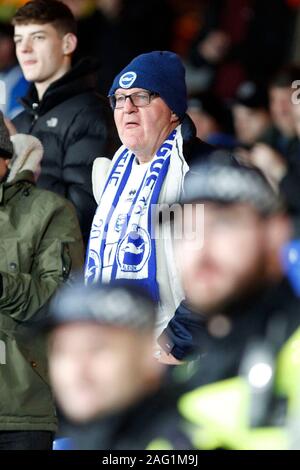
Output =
[
  {"x1": 117, "y1": 226, "x2": 151, "y2": 273},
  {"x1": 119, "y1": 71, "x2": 137, "y2": 89}
]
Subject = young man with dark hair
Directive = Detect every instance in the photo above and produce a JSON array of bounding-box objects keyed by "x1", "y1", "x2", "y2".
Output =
[{"x1": 12, "y1": 0, "x2": 119, "y2": 245}]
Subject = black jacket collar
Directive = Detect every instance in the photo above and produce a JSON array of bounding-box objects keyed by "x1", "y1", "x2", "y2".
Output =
[
  {"x1": 19, "y1": 57, "x2": 101, "y2": 116},
  {"x1": 181, "y1": 113, "x2": 216, "y2": 164}
]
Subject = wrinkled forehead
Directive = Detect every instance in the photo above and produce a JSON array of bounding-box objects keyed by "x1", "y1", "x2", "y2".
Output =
[
  {"x1": 48, "y1": 322, "x2": 149, "y2": 357},
  {"x1": 48, "y1": 321, "x2": 125, "y2": 344}
]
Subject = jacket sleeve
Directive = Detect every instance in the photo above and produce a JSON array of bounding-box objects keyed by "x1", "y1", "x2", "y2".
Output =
[
  {"x1": 62, "y1": 102, "x2": 120, "y2": 245},
  {"x1": 158, "y1": 302, "x2": 205, "y2": 360},
  {"x1": 0, "y1": 200, "x2": 84, "y2": 322}
]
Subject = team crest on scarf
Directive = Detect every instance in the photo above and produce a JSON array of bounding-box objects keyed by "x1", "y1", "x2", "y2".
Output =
[{"x1": 117, "y1": 226, "x2": 151, "y2": 273}]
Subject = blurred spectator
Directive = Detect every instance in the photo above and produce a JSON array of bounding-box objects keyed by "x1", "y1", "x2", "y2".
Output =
[
  {"x1": 168, "y1": 0, "x2": 204, "y2": 58},
  {"x1": 187, "y1": 91, "x2": 237, "y2": 149},
  {"x1": 60, "y1": 0, "x2": 94, "y2": 19},
  {"x1": 258, "y1": 66, "x2": 300, "y2": 159},
  {"x1": 273, "y1": 100, "x2": 300, "y2": 215},
  {"x1": 187, "y1": 0, "x2": 295, "y2": 99},
  {"x1": 11, "y1": 0, "x2": 119, "y2": 246},
  {"x1": 159, "y1": 154, "x2": 300, "y2": 449},
  {"x1": 46, "y1": 283, "x2": 191, "y2": 450},
  {"x1": 66, "y1": 0, "x2": 174, "y2": 95},
  {"x1": 0, "y1": 21, "x2": 28, "y2": 118},
  {"x1": 232, "y1": 81, "x2": 271, "y2": 148},
  {"x1": 249, "y1": 67, "x2": 300, "y2": 210},
  {"x1": 0, "y1": 112, "x2": 84, "y2": 450},
  {"x1": 249, "y1": 143, "x2": 288, "y2": 192}
]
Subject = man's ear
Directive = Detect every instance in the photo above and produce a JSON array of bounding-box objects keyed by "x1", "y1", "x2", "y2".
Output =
[
  {"x1": 170, "y1": 112, "x2": 180, "y2": 124},
  {"x1": 265, "y1": 214, "x2": 292, "y2": 280},
  {"x1": 139, "y1": 334, "x2": 165, "y2": 385},
  {"x1": 4, "y1": 158, "x2": 11, "y2": 180},
  {"x1": 62, "y1": 33, "x2": 77, "y2": 56}
]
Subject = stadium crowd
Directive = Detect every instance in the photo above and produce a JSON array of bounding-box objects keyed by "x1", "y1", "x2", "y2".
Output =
[{"x1": 0, "y1": 0, "x2": 300, "y2": 450}]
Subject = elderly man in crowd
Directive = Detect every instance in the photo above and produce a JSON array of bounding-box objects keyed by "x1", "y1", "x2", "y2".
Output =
[{"x1": 85, "y1": 51, "x2": 214, "y2": 333}]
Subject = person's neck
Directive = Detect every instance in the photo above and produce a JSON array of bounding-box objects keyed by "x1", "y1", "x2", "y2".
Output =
[
  {"x1": 135, "y1": 154, "x2": 153, "y2": 164},
  {"x1": 277, "y1": 125, "x2": 296, "y2": 139},
  {"x1": 35, "y1": 62, "x2": 72, "y2": 100}
]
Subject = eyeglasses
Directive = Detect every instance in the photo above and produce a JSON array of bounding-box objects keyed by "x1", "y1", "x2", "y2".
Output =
[{"x1": 109, "y1": 91, "x2": 159, "y2": 109}]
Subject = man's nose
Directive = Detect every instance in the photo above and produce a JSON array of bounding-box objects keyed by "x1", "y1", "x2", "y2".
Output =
[
  {"x1": 19, "y1": 37, "x2": 33, "y2": 53},
  {"x1": 123, "y1": 95, "x2": 137, "y2": 113}
]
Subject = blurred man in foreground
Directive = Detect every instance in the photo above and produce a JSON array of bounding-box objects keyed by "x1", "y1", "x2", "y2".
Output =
[
  {"x1": 158, "y1": 154, "x2": 300, "y2": 449},
  {"x1": 45, "y1": 282, "x2": 191, "y2": 450}
]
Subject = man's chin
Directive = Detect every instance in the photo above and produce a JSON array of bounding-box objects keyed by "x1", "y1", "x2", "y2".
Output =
[
  {"x1": 185, "y1": 282, "x2": 227, "y2": 312},
  {"x1": 190, "y1": 299, "x2": 227, "y2": 316},
  {"x1": 189, "y1": 283, "x2": 267, "y2": 317},
  {"x1": 23, "y1": 73, "x2": 38, "y2": 82}
]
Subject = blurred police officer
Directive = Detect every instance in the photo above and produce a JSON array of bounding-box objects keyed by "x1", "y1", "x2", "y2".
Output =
[
  {"x1": 45, "y1": 282, "x2": 191, "y2": 450},
  {"x1": 158, "y1": 153, "x2": 300, "y2": 449}
]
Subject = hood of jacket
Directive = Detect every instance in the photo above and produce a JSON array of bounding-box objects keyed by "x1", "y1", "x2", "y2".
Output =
[
  {"x1": 5, "y1": 134, "x2": 43, "y2": 184},
  {"x1": 19, "y1": 57, "x2": 101, "y2": 116}
]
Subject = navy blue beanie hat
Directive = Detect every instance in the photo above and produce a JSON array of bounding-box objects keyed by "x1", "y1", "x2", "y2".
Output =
[{"x1": 108, "y1": 51, "x2": 187, "y2": 119}]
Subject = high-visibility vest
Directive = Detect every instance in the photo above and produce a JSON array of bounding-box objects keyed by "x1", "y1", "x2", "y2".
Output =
[{"x1": 178, "y1": 327, "x2": 300, "y2": 450}]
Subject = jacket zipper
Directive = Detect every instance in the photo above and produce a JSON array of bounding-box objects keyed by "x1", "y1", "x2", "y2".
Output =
[{"x1": 29, "y1": 102, "x2": 39, "y2": 133}]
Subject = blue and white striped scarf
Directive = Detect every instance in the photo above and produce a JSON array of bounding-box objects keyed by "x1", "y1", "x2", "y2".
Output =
[{"x1": 85, "y1": 128, "x2": 178, "y2": 301}]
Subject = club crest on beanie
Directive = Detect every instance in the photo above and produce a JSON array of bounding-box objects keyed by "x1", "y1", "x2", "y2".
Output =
[{"x1": 109, "y1": 51, "x2": 187, "y2": 119}]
